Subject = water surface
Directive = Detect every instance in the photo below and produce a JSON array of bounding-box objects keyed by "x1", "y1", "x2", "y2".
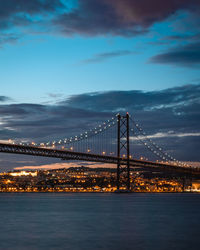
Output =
[{"x1": 0, "y1": 193, "x2": 199, "y2": 250}]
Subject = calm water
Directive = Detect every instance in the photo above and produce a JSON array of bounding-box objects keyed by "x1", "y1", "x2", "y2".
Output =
[{"x1": 0, "y1": 193, "x2": 199, "y2": 250}]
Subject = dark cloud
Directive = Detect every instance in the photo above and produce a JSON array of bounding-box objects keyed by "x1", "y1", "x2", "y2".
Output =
[
  {"x1": 0, "y1": 0, "x2": 199, "y2": 45},
  {"x1": 170, "y1": 8, "x2": 200, "y2": 34},
  {"x1": 0, "y1": 0, "x2": 64, "y2": 45},
  {"x1": 0, "y1": 96, "x2": 11, "y2": 102},
  {"x1": 148, "y1": 33, "x2": 200, "y2": 46},
  {"x1": 0, "y1": 0, "x2": 63, "y2": 19},
  {"x1": 61, "y1": 85, "x2": 200, "y2": 147},
  {"x1": 164, "y1": 33, "x2": 200, "y2": 42},
  {"x1": 0, "y1": 34, "x2": 19, "y2": 47},
  {"x1": 0, "y1": 0, "x2": 63, "y2": 28},
  {"x1": 0, "y1": 103, "x2": 111, "y2": 140},
  {"x1": 0, "y1": 84, "x2": 200, "y2": 169},
  {"x1": 63, "y1": 84, "x2": 200, "y2": 112},
  {"x1": 54, "y1": 0, "x2": 200, "y2": 36},
  {"x1": 149, "y1": 42, "x2": 200, "y2": 67},
  {"x1": 80, "y1": 50, "x2": 133, "y2": 64},
  {"x1": 2, "y1": 85, "x2": 199, "y2": 140}
]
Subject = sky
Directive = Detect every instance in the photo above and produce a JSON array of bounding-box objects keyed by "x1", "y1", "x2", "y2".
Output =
[{"x1": 0, "y1": 0, "x2": 200, "y2": 171}]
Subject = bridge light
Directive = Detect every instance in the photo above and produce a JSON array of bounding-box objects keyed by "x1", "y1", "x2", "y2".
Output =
[
  {"x1": 102, "y1": 151, "x2": 106, "y2": 155},
  {"x1": 87, "y1": 149, "x2": 91, "y2": 153},
  {"x1": 70, "y1": 147, "x2": 73, "y2": 151}
]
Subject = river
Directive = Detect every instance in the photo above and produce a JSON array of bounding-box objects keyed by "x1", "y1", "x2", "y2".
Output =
[{"x1": 0, "y1": 193, "x2": 199, "y2": 250}]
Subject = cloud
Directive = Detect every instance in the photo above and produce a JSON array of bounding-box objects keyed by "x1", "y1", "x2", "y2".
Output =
[
  {"x1": 14, "y1": 162, "x2": 116, "y2": 170},
  {"x1": 163, "y1": 33, "x2": 200, "y2": 43},
  {"x1": 62, "y1": 84, "x2": 200, "y2": 113},
  {"x1": 0, "y1": 0, "x2": 199, "y2": 45},
  {"x1": 131, "y1": 132, "x2": 200, "y2": 141},
  {"x1": 0, "y1": 84, "x2": 200, "y2": 169},
  {"x1": 0, "y1": 103, "x2": 111, "y2": 140},
  {"x1": 80, "y1": 50, "x2": 133, "y2": 64},
  {"x1": 148, "y1": 32, "x2": 200, "y2": 46},
  {"x1": 0, "y1": 0, "x2": 63, "y2": 24},
  {"x1": 0, "y1": 34, "x2": 19, "y2": 47},
  {"x1": 54, "y1": 0, "x2": 200, "y2": 37},
  {"x1": 47, "y1": 93, "x2": 64, "y2": 99},
  {"x1": 1, "y1": 84, "x2": 199, "y2": 141},
  {"x1": 0, "y1": 96, "x2": 11, "y2": 102},
  {"x1": 0, "y1": 0, "x2": 64, "y2": 45},
  {"x1": 149, "y1": 42, "x2": 200, "y2": 67}
]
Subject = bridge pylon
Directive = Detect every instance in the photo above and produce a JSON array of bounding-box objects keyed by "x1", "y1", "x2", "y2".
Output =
[{"x1": 117, "y1": 113, "x2": 130, "y2": 191}]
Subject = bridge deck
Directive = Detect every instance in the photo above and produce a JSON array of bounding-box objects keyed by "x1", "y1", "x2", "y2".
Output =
[{"x1": 0, "y1": 143, "x2": 199, "y2": 176}]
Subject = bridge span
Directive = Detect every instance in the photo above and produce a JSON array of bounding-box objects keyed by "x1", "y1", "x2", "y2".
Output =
[
  {"x1": 1, "y1": 113, "x2": 199, "y2": 189},
  {"x1": 0, "y1": 143, "x2": 199, "y2": 177}
]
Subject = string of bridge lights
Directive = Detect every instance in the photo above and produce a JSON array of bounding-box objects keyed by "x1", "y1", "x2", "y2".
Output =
[
  {"x1": 7, "y1": 112, "x2": 190, "y2": 169},
  {"x1": 130, "y1": 117, "x2": 190, "y2": 168},
  {"x1": 132, "y1": 130, "x2": 174, "y2": 162},
  {"x1": 132, "y1": 126, "x2": 176, "y2": 162},
  {"x1": 14, "y1": 115, "x2": 118, "y2": 148}
]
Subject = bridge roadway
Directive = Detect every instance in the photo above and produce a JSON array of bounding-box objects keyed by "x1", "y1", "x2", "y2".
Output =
[{"x1": 0, "y1": 143, "x2": 199, "y2": 177}]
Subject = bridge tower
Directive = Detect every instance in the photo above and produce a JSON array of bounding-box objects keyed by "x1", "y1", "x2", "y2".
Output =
[{"x1": 117, "y1": 113, "x2": 130, "y2": 191}]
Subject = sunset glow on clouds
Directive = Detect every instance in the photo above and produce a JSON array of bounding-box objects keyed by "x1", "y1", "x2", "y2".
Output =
[{"x1": 14, "y1": 162, "x2": 116, "y2": 170}]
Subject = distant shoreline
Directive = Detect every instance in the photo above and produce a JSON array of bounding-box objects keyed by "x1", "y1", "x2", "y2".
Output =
[{"x1": 0, "y1": 191, "x2": 199, "y2": 194}]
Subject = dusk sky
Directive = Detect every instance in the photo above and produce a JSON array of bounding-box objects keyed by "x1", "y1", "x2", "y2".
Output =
[{"x1": 0, "y1": 0, "x2": 200, "y2": 170}]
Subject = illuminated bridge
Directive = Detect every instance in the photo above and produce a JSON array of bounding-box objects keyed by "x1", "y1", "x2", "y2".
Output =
[{"x1": 0, "y1": 113, "x2": 199, "y2": 190}]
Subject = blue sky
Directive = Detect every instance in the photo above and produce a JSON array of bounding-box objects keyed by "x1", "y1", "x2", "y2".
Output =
[
  {"x1": 0, "y1": 0, "x2": 200, "y2": 169},
  {"x1": 1, "y1": 33, "x2": 199, "y2": 104},
  {"x1": 0, "y1": 0, "x2": 199, "y2": 103}
]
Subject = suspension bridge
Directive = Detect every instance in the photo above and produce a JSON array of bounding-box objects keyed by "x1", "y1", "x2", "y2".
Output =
[{"x1": 0, "y1": 113, "x2": 200, "y2": 190}]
